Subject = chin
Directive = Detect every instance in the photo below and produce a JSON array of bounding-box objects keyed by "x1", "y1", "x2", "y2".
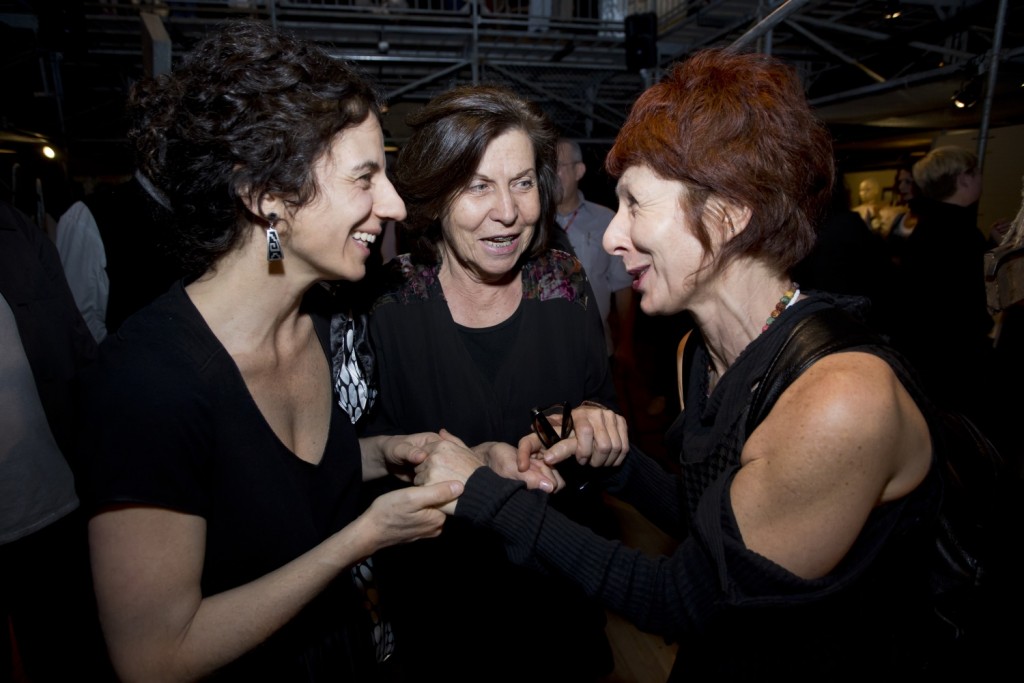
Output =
[
  {"x1": 332, "y1": 264, "x2": 367, "y2": 283},
  {"x1": 640, "y1": 296, "x2": 680, "y2": 318}
]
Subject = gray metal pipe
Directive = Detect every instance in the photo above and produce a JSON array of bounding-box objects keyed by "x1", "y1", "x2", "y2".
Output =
[
  {"x1": 730, "y1": 0, "x2": 813, "y2": 52},
  {"x1": 977, "y1": 0, "x2": 1008, "y2": 167}
]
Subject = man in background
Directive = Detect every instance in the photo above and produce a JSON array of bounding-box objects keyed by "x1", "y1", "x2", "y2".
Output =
[
  {"x1": 55, "y1": 170, "x2": 178, "y2": 342},
  {"x1": 555, "y1": 138, "x2": 634, "y2": 363},
  {"x1": 893, "y1": 146, "x2": 994, "y2": 429},
  {"x1": 0, "y1": 198, "x2": 113, "y2": 681}
]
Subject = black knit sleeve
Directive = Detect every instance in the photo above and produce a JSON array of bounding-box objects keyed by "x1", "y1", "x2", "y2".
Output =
[
  {"x1": 604, "y1": 448, "x2": 688, "y2": 538},
  {"x1": 455, "y1": 446, "x2": 922, "y2": 641},
  {"x1": 455, "y1": 465, "x2": 721, "y2": 639}
]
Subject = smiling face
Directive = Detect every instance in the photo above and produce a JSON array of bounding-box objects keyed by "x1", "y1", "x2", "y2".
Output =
[
  {"x1": 603, "y1": 165, "x2": 709, "y2": 316},
  {"x1": 285, "y1": 117, "x2": 405, "y2": 282},
  {"x1": 440, "y1": 128, "x2": 539, "y2": 283}
]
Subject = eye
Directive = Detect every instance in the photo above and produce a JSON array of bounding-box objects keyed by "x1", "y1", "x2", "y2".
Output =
[
  {"x1": 513, "y1": 177, "x2": 536, "y2": 191},
  {"x1": 466, "y1": 180, "x2": 489, "y2": 194}
]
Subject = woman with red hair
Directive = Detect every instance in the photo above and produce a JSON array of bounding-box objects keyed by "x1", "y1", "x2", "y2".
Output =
[{"x1": 412, "y1": 49, "x2": 960, "y2": 677}]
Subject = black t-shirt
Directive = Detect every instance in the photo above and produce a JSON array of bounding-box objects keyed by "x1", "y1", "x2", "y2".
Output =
[{"x1": 81, "y1": 282, "x2": 374, "y2": 681}]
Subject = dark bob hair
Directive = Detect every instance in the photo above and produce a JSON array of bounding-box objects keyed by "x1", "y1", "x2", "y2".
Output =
[
  {"x1": 393, "y1": 84, "x2": 559, "y2": 263},
  {"x1": 128, "y1": 20, "x2": 383, "y2": 276},
  {"x1": 606, "y1": 48, "x2": 835, "y2": 274}
]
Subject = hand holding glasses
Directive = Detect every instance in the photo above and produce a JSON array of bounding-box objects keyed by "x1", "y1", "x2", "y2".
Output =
[{"x1": 530, "y1": 402, "x2": 593, "y2": 493}]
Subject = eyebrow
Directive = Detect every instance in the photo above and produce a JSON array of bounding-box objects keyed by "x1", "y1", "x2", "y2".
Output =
[
  {"x1": 348, "y1": 160, "x2": 381, "y2": 175},
  {"x1": 472, "y1": 167, "x2": 537, "y2": 181}
]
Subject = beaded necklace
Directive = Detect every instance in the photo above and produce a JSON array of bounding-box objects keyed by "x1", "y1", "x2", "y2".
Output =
[
  {"x1": 761, "y1": 282, "x2": 799, "y2": 334},
  {"x1": 706, "y1": 283, "x2": 802, "y2": 395}
]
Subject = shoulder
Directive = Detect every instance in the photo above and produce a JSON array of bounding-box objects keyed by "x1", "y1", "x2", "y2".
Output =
[
  {"x1": 371, "y1": 253, "x2": 441, "y2": 310},
  {"x1": 56, "y1": 201, "x2": 103, "y2": 255},
  {"x1": 748, "y1": 349, "x2": 931, "y2": 500},
  {"x1": 734, "y1": 347, "x2": 933, "y2": 577},
  {"x1": 520, "y1": 249, "x2": 589, "y2": 307},
  {"x1": 774, "y1": 351, "x2": 908, "y2": 430},
  {"x1": 57, "y1": 200, "x2": 95, "y2": 229},
  {"x1": 97, "y1": 287, "x2": 219, "y2": 391}
]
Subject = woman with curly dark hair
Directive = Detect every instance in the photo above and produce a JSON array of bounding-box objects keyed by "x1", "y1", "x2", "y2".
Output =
[
  {"x1": 414, "y1": 49, "x2": 952, "y2": 677},
  {"x1": 81, "y1": 21, "x2": 462, "y2": 682}
]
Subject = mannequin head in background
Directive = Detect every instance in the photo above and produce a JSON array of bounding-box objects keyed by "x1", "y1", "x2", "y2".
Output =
[{"x1": 858, "y1": 178, "x2": 882, "y2": 207}]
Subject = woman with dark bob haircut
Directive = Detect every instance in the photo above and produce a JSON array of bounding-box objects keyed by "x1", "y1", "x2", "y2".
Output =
[
  {"x1": 355, "y1": 84, "x2": 627, "y2": 681},
  {"x1": 82, "y1": 21, "x2": 463, "y2": 682},
  {"x1": 415, "y1": 49, "x2": 953, "y2": 677}
]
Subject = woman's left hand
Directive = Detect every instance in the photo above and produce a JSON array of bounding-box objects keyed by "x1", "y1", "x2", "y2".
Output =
[{"x1": 412, "y1": 430, "x2": 485, "y2": 513}]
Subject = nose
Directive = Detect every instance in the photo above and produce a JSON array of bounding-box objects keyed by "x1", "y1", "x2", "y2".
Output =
[
  {"x1": 376, "y1": 176, "x2": 407, "y2": 223},
  {"x1": 490, "y1": 187, "x2": 518, "y2": 226},
  {"x1": 603, "y1": 204, "x2": 629, "y2": 255}
]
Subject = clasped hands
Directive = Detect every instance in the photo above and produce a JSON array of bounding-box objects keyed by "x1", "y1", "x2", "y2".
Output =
[{"x1": 407, "y1": 403, "x2": 629, "y2": 515}]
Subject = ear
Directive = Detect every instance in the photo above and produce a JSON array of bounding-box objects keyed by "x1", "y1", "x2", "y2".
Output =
[
  {"x1": 725, "y1": 202, "x2": 753, "y2": 233},
  {"x1": 708, "y1": 196, "x2": 752, "y2": 235},
  {"x1": 251, "y1": 193, "x2": 287, "y2": 226},
  {"x1": 574, "y1": 161, "x2": 586, "y2": 183}
]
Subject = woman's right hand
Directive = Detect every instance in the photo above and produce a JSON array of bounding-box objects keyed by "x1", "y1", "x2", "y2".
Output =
[
  {"x1": 359, "y1": 480, "x2": 463, "y2": 550},
  {"x1": 516, "y1": 403, "x2": 629, "y2": 473}
]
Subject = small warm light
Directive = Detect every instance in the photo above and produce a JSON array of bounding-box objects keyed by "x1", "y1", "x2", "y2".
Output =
[
  {"x1": 42, "y1": 145, "x2": 56, "y2": 159},
  {"x1": 951, "y1": 75, "x2": 982, "y2": 110},
  {"x1": 884, "y1": 0, "x2": 901, "y2": 19}
]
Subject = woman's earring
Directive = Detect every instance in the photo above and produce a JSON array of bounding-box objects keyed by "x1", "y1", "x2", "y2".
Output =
[{"x1": 266, "y1": 212, "x2": 283, "y2": 262}]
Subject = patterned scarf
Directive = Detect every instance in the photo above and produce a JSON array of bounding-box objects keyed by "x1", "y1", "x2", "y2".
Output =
[{"x1": 330, "y1": 311, "x2": 377, "y2": 424}]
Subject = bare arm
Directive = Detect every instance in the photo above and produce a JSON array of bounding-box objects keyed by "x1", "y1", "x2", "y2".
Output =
[
  {"x1": 90, "y1": 481, "x2": 461, "y2": 682},
  {"x1": 732, "y1": 351, "x2": 932, "y2": 579}
]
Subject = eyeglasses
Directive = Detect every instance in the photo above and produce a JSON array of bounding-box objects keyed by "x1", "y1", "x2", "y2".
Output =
[
  {"x1": 530, "y1": 402, "x2": 592, "y2": 492},
  {"x1": 530, "y1": 402, "x2": 574, "y2": 449}
]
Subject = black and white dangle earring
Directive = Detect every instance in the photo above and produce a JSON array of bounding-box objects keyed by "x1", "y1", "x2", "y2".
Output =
[{"x1": 266, "y1": 212, "x2": 284, "y2": 262}]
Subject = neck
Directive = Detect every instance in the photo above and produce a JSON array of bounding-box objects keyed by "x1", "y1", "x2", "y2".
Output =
[
  {"x1": 557, "y1": 191, "x2": 581, "y2": 217},
  {"x1": 186, "y1": 226, "x2": 312, "y2": 355},
  {"x1": 436, "y1": 242, "x2": 523, "y2": 327},
  {"x1": 943, "y1": 194, "x2": 975, "y2": 208},
  {"x1": 688, "y1": 260, "x2": 795, "y2": 377}
]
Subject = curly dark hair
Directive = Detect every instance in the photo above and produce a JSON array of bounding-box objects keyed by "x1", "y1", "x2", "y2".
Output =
[
  {"x1": 127, "y1": 20, "x2": 383, "y2": 276},
  {"x1": 392, "y1": 84, "x2": 559, "y2": 263},
  {"x1": 606, "y1": 48, "x2": 835, "y2": 275}
]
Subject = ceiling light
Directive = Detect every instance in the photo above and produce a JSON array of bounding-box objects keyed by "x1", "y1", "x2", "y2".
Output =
[
  {"x1": 42, "y1": 145, "x2": 56, "y2": 159},
  {"x1": 951, "y1": 77, "x2": 982, "y2": 109},
  {"x1": 884, "y1": 0, "x2": 902, "y2": 19}
]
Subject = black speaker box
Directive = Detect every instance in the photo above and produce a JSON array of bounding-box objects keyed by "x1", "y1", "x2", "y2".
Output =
[{"x1": 624, "y1": 12, "x2": 658, "y2": 73}]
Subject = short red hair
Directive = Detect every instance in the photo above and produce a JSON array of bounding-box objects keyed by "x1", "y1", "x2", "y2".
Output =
[{"x1": 606, "y1": 49, "x2": 834, "y2": 274}]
